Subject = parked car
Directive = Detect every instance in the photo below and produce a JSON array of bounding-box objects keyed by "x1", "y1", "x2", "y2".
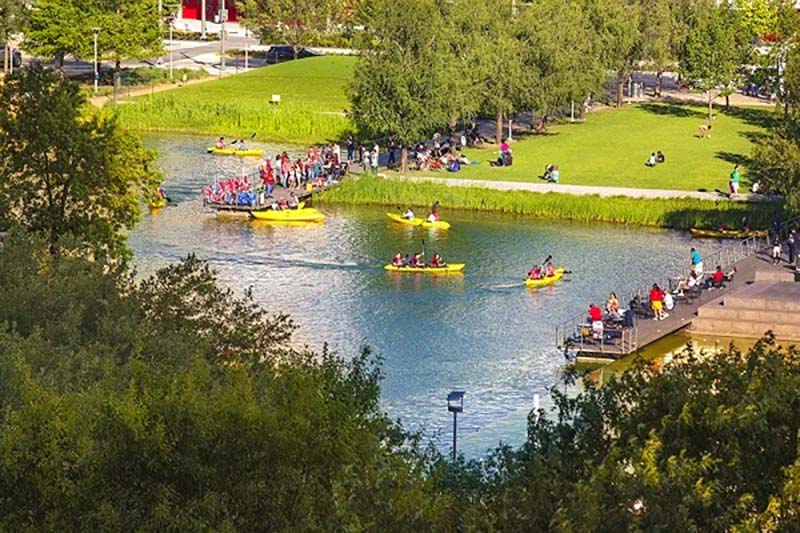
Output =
[
  {"x1": 265, "y1": 45, "x2": 319, "y2": 64},
  {"x1": 0, "y1": 47, "x2": 22, "y2": 69}
]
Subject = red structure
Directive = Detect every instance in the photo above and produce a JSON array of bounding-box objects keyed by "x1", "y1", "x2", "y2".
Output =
[{"x1": 181, "y1": 0, "x2": 238, "y2": 23}]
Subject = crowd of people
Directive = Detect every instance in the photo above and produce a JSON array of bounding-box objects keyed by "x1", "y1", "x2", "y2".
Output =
[
  {"x1": 580, "y1": 246, "x2": 739, "y2": 344},
  {"x1": 391, "y1": 251, "x2": 447, "y2": 268},
  {"x1": 204, "y1": 143, "x2": 348, "y2": 207}
]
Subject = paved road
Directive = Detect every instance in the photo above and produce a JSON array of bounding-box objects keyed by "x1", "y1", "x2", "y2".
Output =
[{"x1": 384, "y1": 175, "x2": 775, "y2": 202}]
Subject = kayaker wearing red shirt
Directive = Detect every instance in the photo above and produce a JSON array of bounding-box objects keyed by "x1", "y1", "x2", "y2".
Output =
[
  {"x1": 649, "y1": 284, "x2": 666, "y2": 320},
  {"x1": 392, "y1": 253, "x2": 404, "y2": 266}
]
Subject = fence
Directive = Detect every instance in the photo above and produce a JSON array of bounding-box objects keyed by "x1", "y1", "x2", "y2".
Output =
[{"x1": 554, "y1": 235, "x2": 767, "y2": 359}]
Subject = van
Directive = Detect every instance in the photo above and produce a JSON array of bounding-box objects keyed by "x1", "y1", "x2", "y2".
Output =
[{"x1": 0, "y1": 47, "x2": 22, "y2": 69}]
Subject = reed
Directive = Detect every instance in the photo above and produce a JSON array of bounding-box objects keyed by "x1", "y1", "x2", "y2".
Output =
[{"x1": 319, "y1": 177, "x2": 782, "y2": 229}]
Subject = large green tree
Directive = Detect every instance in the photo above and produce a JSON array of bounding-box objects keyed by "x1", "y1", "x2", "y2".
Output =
[
  {"x1": 0, "y1": 65, "x2": 159, "y2": 259},
  {"x1": 22, "y1": 0, "x2": 91, "y2": 75},
  {"x1": 682, "y1": 0, "x2": 740, "y2": 120},
  {"x1": 93, "y1": 0, "x2": 164, "y2": 92},
  {"x1": 348, "y1": 0, "x2": 451, "y2": 171}
]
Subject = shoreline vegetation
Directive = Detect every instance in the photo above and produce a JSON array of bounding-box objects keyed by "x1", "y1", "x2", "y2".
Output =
[{"x1": 318, "y1": 177, "x2": 782, "y2": 229}]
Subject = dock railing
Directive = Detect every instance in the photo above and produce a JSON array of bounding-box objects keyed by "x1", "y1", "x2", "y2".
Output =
[{"x1": 555, "y1": 234, "x2": 767, "y2": 358}]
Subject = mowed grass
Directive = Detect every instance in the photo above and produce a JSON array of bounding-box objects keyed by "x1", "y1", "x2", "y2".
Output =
[
  {"x1": 447, "y1": 103, "x2": 775, "y2": 192},
  {"x1": 110, "y1": 56, "x2": 356, "y2": 144}
]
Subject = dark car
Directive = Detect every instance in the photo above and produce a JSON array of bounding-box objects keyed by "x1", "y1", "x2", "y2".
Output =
[
  {"x1": 0, "y1": 47, "x2": 22, "y2": 69},
  {"x1": 265, "y1": 45, "x2": 319, "y2": 64}
]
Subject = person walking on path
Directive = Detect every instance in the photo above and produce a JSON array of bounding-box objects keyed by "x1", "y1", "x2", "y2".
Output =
[
  {"x1": 370, "y1": 145, "x2": 379, "y2": 176},
  {"x1": 346, "y1": 135, "x2": 355, "y2": 162},
  {"x1": 387, "y1": 137, "x2": 397, "y2": 169},
  {"x1": 788, "y1": 230, "x2": 796, "y2": 264},
  {"x1": 729, "y1": 164, "x2": 741, "y2": 196}
]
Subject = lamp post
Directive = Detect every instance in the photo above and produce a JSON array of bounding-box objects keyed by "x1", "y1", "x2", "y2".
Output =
[
  {"x1": 447, "y1": 391, "x2": 465, "y2": 461},
  {"x1": 92, "y1": 27, "x2": 101, "y2": 94},
  {"x1": 218, "y1": 5, "x2": 227, "y2": 77},
  {"x1": 244, "y1": 27, "x2": 249, "y2": 71},
  {"x1": 168, "y1": 15, "x2": 175, "y2": 79}
]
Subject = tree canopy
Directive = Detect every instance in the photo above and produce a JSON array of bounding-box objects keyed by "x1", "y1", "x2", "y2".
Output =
[{"x1": 0, "y1": 65, "x2": 159, "y2": 259}]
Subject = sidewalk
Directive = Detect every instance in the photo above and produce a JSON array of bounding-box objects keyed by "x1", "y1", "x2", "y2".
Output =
[
  {"x1": 88, "y1": 75, "x2": 220, "y2": 107},
  {"x1": 384, "y1": 175, "x2": 777, "y2": 203}
]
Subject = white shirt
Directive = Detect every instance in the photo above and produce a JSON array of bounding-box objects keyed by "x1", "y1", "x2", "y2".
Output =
[{"x1": 404, "y1": 210, "x2": 414, "y2": 219}]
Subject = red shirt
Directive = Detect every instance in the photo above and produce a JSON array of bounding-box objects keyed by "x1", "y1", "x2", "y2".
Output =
[
  {"x1": 712, "y1": 270, "x2": 724, "y2": 284},
  {"x1": 589, "y1": 306, "x2": 603, "y2": 322},
  {"x1": 649, "y1": 288, "x2": 663, "y2": 303}
]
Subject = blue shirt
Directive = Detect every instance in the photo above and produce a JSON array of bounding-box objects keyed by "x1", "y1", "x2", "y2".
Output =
[{"x1": 691, "y1": 250, "x2": 701, "y2": 265}]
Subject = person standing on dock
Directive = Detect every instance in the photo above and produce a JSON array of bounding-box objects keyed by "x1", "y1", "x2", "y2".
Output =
[{"x1": 690, "y1": 247, "x2": 703, "y2": 276}]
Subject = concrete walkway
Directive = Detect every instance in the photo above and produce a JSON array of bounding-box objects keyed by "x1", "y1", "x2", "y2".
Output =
[
  {"x1": 385, "y1": 175, "x2": 776, "y2": 202},
  {"x1": 89, "y1": 75, "x2": 221, "y2": 107}
]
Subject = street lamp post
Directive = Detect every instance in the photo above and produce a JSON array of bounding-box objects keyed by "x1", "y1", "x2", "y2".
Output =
[
  {"x1": 218, "y1": 6, "x2": 227, "y2": 77},
  {"x1": 447, "y1": 391, "x2": 465, "y2": 461},
  {"x1": 92, "y1": 27, "x2": 101, "y2": 94},
  {"x1": 169, "y1": 17, "x2": 174, "y2": 79},
  {"x1": 244, "y1": 27, "x2": 249, "y2": 71}
]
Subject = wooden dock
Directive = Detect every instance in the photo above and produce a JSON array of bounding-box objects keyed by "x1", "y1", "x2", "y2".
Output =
[
  {"x1": 204, "y1": 182, "x2": 331, "y2": 216},
  {"x1": 557, "y1": 238, "x2": 782, "y2": 361}
]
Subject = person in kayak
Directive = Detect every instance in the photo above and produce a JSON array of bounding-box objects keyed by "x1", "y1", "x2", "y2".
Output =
[
  {"x1": 287, "y1": 192, "x2": 299, "y2": 209},
  {"x1": 528, "y1": 265, "x2": 543, "y2": 280},
  {"x1": 403, "y1": 207, "x2": 415, "y2": 220},
  {"x1": 429, "y1": 253, "x2": 446, "y2": 268},
  {"x1": 216, "y1": 137, "x2": 226, "y2": 149},
  {"x1": 544, "y1": 261, "x2": 556, "y2": 277},
  {"x1": 410, "y1": 251, "x2": 424, "y2": 267},
  {"x1": 392, "y1": 252, "x2": 404, "y2": 266}
]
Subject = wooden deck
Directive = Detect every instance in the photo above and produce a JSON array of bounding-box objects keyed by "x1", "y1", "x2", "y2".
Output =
[
  {"x1": 204, "y1": 183, "x2": 331, "y2": 215},
  {"x1": 563, "y1": 246, "x2": 784, "y2": 361}
]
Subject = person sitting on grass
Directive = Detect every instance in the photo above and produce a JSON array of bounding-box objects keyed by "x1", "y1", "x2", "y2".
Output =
[
  {"x1": 656, "y1": 150, "x2": 665, "y2": 163},
  {"x1": 543, "y1": 164, "x2": 560, "y2": 183},
  {"x1": 646, "y1": 153, "x2": 657, "y2": 167}
]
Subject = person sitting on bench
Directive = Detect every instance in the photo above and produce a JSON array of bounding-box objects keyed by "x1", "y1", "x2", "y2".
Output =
[{"x1": 705, "y1": 265, "x2": 726, "y2": 289}]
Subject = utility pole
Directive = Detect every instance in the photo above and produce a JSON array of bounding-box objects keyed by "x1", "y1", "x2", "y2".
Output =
[
  {"x1": 92, "y1": 27, "x2": 101, "y2": 94},
  {"x1": 218, "y1": 5, "x2": 227, "y2": 77},
  {"x1": 244, "y1": 27, "x2": 249, "y2": 71},
  {"x1": 201, "y1": 0, "x2": 207, "y2": 39}
]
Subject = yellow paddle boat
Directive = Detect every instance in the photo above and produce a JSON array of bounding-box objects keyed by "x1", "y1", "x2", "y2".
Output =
[
  {"x1": 386, "y1": 213, "x2": 451, "y2": 230},
  {"x1": 207, "y1": 146, "x2": 264, "y2": 157},
  {"x1": 384, "y1": 263, "x2": 465, "y2": 274},
  {"x1": 250, "y1": 207, "x2": 325, "y2": 223},
  {"x1": 524, "y1": 268, "x2": 566, "y2": 288}
]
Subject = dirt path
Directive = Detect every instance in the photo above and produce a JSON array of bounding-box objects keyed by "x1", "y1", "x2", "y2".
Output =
[{"x1": 89, "y1": 75, "x2": 220, "y2": 107}]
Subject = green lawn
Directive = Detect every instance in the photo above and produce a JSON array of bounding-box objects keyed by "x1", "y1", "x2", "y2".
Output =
[
  {"x1": 447, "y1": 103, "x2": 774, "y2": 191},
  {"x1": 111, "y1": 56, "x2": 356, "y2": 144}
]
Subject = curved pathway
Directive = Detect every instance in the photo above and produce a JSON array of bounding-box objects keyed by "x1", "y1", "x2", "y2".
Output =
[{"x1": 383, "y1": 174, "x2": 776, "y2": 203}]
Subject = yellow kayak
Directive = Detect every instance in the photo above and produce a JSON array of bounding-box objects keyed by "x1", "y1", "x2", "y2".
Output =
[
  {"x1": 689, "y1": 228, "x2": 767, "y2": 239},
  {"x1": 207, "y1": 146, "x2": 264, "y2": 157},
  {"x1": 384, "y1": 263, "x2": 465, "y2": 274},
  {"x1": 386, "y1": 213, "x2": 451, "y2": 230},
  {"x1": 250, "y1": 207, "x2": 325, "y2": 222},
  {"x1": 148, "y1": 197, "x2": 167, "y2": 209},
  {"x1": 525, "y1": 268, "x2": 565, "y2": 288}
]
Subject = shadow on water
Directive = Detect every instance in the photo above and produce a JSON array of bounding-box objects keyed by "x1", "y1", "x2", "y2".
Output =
[
  {"x1": 662, "y1": 204, "x2": 783, "y2": 230},
  {"x1": 639, "y1": 102, "x2": 707, "y2": 119}
]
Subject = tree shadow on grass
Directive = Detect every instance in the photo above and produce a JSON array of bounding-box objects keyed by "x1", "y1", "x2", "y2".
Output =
[
  {"x1": 715, "y1": 151, "x2": 750, "y2": 167},
  {"x1": 639, "y1": 102, "x2": 707, "y2": 119},
  {"x1": 739, "y1": 130, "x2": 769, "y2": 144},
  {"x1": 719, "y1": 106, "x2": 779, "y2": 130}
]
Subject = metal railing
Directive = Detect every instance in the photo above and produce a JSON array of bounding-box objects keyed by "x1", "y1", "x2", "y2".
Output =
[{"x1": 555, "y1": 234, "x2": 768, "y2": 359}]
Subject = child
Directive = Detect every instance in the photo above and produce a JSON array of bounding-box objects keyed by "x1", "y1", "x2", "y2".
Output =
[{"x1": 773, "y1": 241, "x2": 782, "y2": 265}]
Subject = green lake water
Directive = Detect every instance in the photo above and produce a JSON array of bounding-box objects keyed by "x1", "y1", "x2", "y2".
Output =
[{"x1": 130, "y1": 135, "x2": 726, "y2": 455}]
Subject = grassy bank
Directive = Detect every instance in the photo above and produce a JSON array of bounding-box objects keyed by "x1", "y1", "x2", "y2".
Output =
[
  {"x1": 110, "y1": 56, "x2": 356, "y2": 145},
  {"x1": 319, "y1": 177, "x2": 782, "y2": 229},
  {"x1": 441, "y1": 103, "x2": 774, "y2": 192}
]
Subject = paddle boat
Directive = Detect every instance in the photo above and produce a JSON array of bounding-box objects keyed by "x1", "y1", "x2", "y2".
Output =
[
  {"x1": 386, "y1": 213, "x2": 451, "y2": 230},
  {"x1": 250, "y1": 207, "x2": 324, "y2": 223},
  {"x1": 525, "y1": 268, "x2": 566, "y2": 288},
  {"x1": 384, "y1": 263, "x2": 465, "y2": 274},
  {"x1": 207, "y1": 146, "x2": 264, "y2": 157}
]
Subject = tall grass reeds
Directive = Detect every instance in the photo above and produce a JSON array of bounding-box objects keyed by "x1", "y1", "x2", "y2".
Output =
[
  {"x1": 110, "y1": 94, "x2": 349, "y2": 145},
  {"x1": 319, "y1": 177, "x2": 782, "y2": 229}
]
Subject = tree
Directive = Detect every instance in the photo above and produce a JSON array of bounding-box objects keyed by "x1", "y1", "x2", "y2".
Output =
[
  {"x1": 752, "y1": 134, "x2": 800, "y2": 214},
  {"x1": 0, "y1": 0, "x2": 27, "y2": 74},
  {"x1": 348, "y1": 0, "x2": 451, "y2": 171},
  {"x1": 93, "y1": 0, "x2": 163, "y2": 92},
  {"x1": 22, "y1": 0, "x2": 91, "y2": 76},
  {"x1": 682, "y1": 0, "x2": 740, "y2": 120},
  {"x1": 638, "y1": 0, "x2": 678, "y2": 97},
  {"x1": 238, "y1": 0, "x2": 337, "y2": 59},
  {"x1": 583, "y1": 0, "x2": 641, "y2": 108},
  {"x1": 0, "y1": 65, "x2": 159, "y2": 259}
]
